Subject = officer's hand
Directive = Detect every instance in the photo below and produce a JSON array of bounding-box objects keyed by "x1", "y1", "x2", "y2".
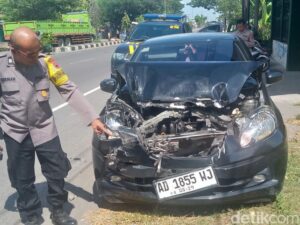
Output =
[{"x1": 91, "y1": 119, "x2": 113, "y2": 137}]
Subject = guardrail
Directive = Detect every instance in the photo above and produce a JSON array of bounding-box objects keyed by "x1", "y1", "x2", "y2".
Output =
[{"x1": 53, "y1": 40, "x2": 121, "y2": 53}]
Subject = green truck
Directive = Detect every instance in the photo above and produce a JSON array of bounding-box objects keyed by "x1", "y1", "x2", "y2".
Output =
[{"x1": 0, "y1": 11, "x2": 96, "y2": 47}]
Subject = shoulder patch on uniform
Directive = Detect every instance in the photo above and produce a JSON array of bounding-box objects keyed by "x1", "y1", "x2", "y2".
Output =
[
  {"x1": 46, "y1": 56, "x2": 61, "y2": 68},
  {"x1": 44, "y1": 56, "x2": 69, "y2": 86}
]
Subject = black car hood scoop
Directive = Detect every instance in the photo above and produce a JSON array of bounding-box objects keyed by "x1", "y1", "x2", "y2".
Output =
[{"x1": 124, "y1": 61, "x2": 260, "y2": 105}]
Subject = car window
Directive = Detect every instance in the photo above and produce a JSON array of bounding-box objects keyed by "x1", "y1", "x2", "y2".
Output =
[
  {"x1": 129, "y1": 23, "x2": 182, "y2": 41},
  {"x1": 235, "y1": 38, "x2": 253, "y2": 60},
  {"x1": 231, "y1": 43, "x2": 246, "y2": 61},
  {"x1": 134, "y1": 39, "x2": 244, "y2": 62},
  {"x1": 200, "y1": 25, "x2": 221, "y2": 32}
]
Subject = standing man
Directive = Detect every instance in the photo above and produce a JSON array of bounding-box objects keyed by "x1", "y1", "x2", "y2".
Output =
[
  {"x1": 0, "y1": 27, "x2": 112, "y2": 225},
  {"x1": 235, "y1": 18, "x2": 255, "y2": 48}
]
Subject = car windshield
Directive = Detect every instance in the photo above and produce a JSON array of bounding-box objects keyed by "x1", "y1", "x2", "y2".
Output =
[
  {"x1": 125, "y1": 62, "x2": 259, "y2": 104},
  {"x1": 200, "y1": 24, "x2": 221, "y2": 32},
  {"x1": 133, "y1": 39, "x2": 247, "y2": 62},
  {"x1": 129, "y1": 23, "x2": 182, "y2": 41}
]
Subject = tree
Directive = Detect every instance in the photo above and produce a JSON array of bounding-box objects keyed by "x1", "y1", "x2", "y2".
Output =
[
  {"x1": 189, "y1": 0, "x2": 242, "y2": 30},
  {"x1": 194, "y1": 15, "x2": 207, "y2": 27},
  {"x1": 246, "y1": 0, "x2": 271, "y2": 40},
  {"x1": 217, "y1": 0, "x2": 242, "y2": 29},
  {"x1": 0, "y1": 0, "x2": 83, "y2": 21},
  {"x1": 134, "y1": 15, "x2": 144, "y2": 23},
  {"x1": 87, "y1": 0, "x2": 102, "y2": 30},
  {"x1": 165, "y1": 0, "x2": 184, "y2": 14},
  {"x1": 121, "y1": 12, "x2": 131, "y2": 33},
  {"x1": 257, "y1": 0, "x2": 272, "y2": 40},
  {"x1": 189, "y1": 0, "x2": 217, "y2": 10},
  {"x1": 97, "y1": 0, "x2": 184, "y2": 32}
]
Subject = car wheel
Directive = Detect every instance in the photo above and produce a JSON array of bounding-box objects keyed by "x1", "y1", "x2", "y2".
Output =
[
  {"x1": 90, "y1": 35, "x2": 95, "y2": 43},
  {"x1": 57, "y1": 38, "x2": 64, "y2": 47},
  {"x1": 64, "y1": 37, "x2": 72, "y2": 46}
]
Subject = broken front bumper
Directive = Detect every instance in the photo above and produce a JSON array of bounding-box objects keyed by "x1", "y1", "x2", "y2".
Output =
[{"x1": 92, "y1": 129, "x2": 287, "y2": 205}]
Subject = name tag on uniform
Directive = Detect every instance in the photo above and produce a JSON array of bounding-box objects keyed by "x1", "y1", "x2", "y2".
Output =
[{"x1": 0, "y1": 77, "x2": 16, "y2": 82}]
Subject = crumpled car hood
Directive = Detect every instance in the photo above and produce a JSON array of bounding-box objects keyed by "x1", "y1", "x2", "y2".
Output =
[{"x1": 124, "y1": 61, "x2": 260, "y2": 105}]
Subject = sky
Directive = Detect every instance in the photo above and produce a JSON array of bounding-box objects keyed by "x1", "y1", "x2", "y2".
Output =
[{"x1": 181, "y1": 0, "x2": 219, "y2": 21}]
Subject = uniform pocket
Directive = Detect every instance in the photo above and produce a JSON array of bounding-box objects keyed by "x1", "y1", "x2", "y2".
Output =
[
  {"x1": 40, "y1": 150, "x2": 72, "y2": 180},
  {"x1": 58, "y1": 151, "x2": 72, "y2": 178},
  {"x1": 35, "y1": 78, "x2": 50, "y2": 102},
  {"x1": 1, "y1": 81, "x2": 21, "y2": 105},
  {"x1": 56, "y1": 151, "x2": 72, "y2": 178}
]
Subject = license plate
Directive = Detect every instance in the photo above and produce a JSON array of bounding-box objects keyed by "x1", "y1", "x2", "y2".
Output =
[{"x1": 154, "y1": 166, "x2": 218, "y2": 200}]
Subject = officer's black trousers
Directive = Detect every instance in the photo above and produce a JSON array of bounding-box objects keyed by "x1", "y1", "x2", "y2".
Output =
[{"x1": 4, "y1": 134, "x2": 71, "y2": 219}]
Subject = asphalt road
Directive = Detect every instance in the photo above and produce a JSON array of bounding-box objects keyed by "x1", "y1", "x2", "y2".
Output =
[{"x1": 0, "y1": 45, "x2": 116, "y2": 225}]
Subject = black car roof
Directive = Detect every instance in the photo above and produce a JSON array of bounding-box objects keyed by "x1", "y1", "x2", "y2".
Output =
[{"x1": 142, "y1": 32, "x2": 236, "y2": 45}]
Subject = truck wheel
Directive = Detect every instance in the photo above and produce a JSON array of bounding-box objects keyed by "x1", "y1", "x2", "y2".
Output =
[
  {"x1": 64, "y1": 38, "x2": 72, "y2": 46},
  {"x1": 91, "y1": 35, "x2": 95, "y2": 43},
  {"x1": 58, "y1": 38, "x2": 64, "y2": 47}
]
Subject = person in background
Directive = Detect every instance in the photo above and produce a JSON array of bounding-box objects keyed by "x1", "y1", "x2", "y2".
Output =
[
  {"x1": 0, "y1": 27, "x2": 112, "y2": 225},
  {"x1": 184, "y1": 44, "x2": 197, "y2": 61},
  {"x1": 235, "y1": 18, "x2": 255, "y2": 48}
]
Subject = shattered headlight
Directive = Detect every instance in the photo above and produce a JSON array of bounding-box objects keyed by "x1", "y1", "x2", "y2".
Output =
[
  {"x1": 103, "y1": 112, "x2": 138, "y2": 145},
  {"x1": 240, "y1": 107, "x2": 276, "y2": 148},
  {"x1": 105, "y1": 111, "x2": 123, "y2": 130}
]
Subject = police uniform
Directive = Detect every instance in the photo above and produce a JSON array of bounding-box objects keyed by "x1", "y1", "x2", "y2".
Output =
[
  {"x1": 235, "y1": 29, "x2": 255, "y2": 48},
  {"x1": 0, "y1": 51, "x2": 98, "y2": 221}
]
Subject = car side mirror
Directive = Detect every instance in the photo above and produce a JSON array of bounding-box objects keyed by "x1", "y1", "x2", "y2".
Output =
[
  {"x1": 124, "y1": 57, "x2": 130, "y2": 62},
  {"x1": 266, "y1": 70, "x2": 283, "y2": 84},
  {"x1": 251, "y1": 50, "x2": 260, "y2": 59},
  {"x1": 100, "y1": 78, "x2": 117, "y2": 93}
]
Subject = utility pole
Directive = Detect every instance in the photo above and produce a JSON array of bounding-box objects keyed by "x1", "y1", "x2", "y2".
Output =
[
  {"x1": 242, "y1": 0, "x2": 250, "y2": 23},
  {"x1": 254, "y1": 0, "x2": 259, "y2": 36}
]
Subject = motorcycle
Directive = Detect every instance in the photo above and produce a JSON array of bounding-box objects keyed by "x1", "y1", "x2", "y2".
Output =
[{"x1": 251, "y1": 40, "x2": 270, "y2": 72}]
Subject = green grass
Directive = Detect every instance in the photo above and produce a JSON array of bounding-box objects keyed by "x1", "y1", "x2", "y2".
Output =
[{"x1": 86, "y1": 142, "x2": 300, "y2": 225}]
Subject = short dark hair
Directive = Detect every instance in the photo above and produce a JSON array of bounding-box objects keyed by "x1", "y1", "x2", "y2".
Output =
[{"x1": 236, "y1": 18, "x2": 246, "y2": 25}]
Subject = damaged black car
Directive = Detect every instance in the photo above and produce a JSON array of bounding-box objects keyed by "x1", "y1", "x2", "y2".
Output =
[{"x1": 93, "y1": 33, "x2": 287, "y2": 206}]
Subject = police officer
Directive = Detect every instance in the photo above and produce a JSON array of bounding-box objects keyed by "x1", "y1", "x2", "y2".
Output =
[
  {"x1": 0, "y1": 27, "x2": 112, "y2": 225},
  {"x1": 235, "y1": 19, "x2": 255, "y2": 48}
]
